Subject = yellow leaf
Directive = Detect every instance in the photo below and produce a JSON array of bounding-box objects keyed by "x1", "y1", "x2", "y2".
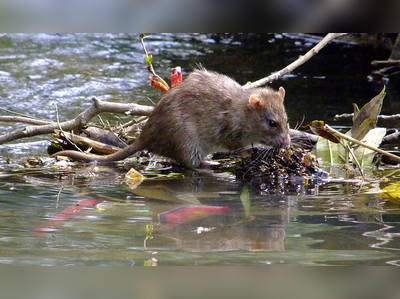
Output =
[
  {"x1": 124, "y1": 168, "x2": 145, "y2": 190},
  {"x1": 380, "y1": 183, "x2": 400, "y2": 205}
]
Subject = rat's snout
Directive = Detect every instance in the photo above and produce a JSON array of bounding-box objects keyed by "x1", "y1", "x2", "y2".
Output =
[
  {"x1": 281, "y1": 135, "x2": 291, "y2": 149},
  {"x1": 277, "y1": 134, "x2": 291, "y2": 149},
  {"x1": 276, "y1": 128, "x2": 291, "y2": 149}
]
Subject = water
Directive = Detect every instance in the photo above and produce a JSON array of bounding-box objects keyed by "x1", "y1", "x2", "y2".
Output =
[{"x1": 0, "y1": 33, "x2": 399, "y2": 265}]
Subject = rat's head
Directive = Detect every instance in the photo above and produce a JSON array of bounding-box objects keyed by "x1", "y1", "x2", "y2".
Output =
[{"x1": 247, "y1": 86, "x2": 291, "y2": 149}]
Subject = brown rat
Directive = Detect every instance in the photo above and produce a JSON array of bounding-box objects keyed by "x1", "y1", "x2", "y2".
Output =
[{"x1": 53, "y1": 68, "x2": 290, "y2": 168}]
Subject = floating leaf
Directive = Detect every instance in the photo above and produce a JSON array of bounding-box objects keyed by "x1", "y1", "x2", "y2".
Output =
[
  {"x1": 380, "y1": 183, "x2": 400, "y2": 205},
  {"x1": 124, "y1": 168, "x2": 145, "y2": 190},
  {"x1": 351, "y1": 87, "x2": 386, "y2": 141}
]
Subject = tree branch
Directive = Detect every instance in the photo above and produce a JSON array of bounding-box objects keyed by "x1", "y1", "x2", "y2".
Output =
[
  {"x1": 371, "y1": 59, "x2": 400, "y2": 66},
  {"x1": 334, "y1": 113, "x2": 400, "y2": 126},
  {"x1": 0, "y1": 97, "x2": 153, "y2": 145},
  {"x1": 243, "y1": 33, "x2": 348, "y2": 88}
]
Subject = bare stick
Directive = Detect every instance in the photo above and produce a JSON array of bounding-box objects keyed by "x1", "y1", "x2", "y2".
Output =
[
  {"x1": 335, "y1": 113, "x2": 400, "y2": 124},
  {"x1": 0, "y1": 116, "x2": 52, "y2": 126},
  {"x1": 371, "y1": 59, "x2": 400, "y2": 65},
  {"x1": 325, "y1": 124, "x2": 400, "y2": 163},
  {"x1": 0, "y1": 97, "x2": 153, "y2": 145},
  {"x1": 0, "y1": 107, "x2": 53, "y2": 125},
  {"x1": 0, "y1": 107, "x2": 47, "y2": 121},
  {"x1": 244, "y1": 33, "x2": 348, "y2": 88}
]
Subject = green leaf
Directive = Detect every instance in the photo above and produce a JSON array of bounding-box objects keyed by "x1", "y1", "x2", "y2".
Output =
[
  {"x1": 145, "y1": 54, "x2": 153, "y2": 65},
  {"x1": 351, "y1": 87, "x2": 386, "y2": 141},
  {"x1": 313, "y1": 127, "x2": 386, "y2": 168},
  {"x1": 351, "y1": 118, "x2": 377, "y2": 142},
  {"x1": 352, "y1": 127, "x2": 386, "y2": 168},
  {"x1": 352, "y1": 103, "x2": 360, "y2": 123},
  {"x1": 313, "y1": 137, "x2": 345, "y2": 165},
  {"x1": 312, "y1": 87, "x2": 386, "y2": 169}
]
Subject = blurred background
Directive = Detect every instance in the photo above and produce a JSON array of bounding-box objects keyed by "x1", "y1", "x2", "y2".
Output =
[{"x1": 0, "y1": 0, "x2": 398, "y2": 31}]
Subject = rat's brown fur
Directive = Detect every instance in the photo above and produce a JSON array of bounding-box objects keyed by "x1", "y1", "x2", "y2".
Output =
[{"x1": 53, "y1": 69, "x2": 290, "y2": 168}]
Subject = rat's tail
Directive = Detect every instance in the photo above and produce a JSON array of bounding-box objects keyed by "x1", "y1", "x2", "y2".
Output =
[{"x1": 51, "y1": 142, "x2": 143, "y2": 162}]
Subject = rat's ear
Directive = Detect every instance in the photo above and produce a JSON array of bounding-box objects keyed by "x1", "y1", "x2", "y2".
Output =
[
  {"x1": 279, "y1": 87, "x2": 285, "y2": 100},
  {"x1": 249, "y1": 94, "x2": 262, "y2": 110}
]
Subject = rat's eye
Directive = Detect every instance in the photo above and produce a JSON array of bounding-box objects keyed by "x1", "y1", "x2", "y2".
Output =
[{"x1": 268, "y1": 120, "x2": 277, "y2": 128}]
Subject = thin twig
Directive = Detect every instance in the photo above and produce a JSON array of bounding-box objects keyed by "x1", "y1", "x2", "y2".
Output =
[
  {"x1": 346, "y1": 143, "x2": 365, "y2": 179},
  {"x1": 97, "y1": 115, "x2": 106, "y2": 128},
  {"x1": 137, "y1": 33, "x2": 156, "y2": 76},
  {"x1": 117, "y1": 116, "x2": 148, "y2": 129},
  {"x1": 244, "y1": 33, "x2": 348, "y2": 88},
  {"x1": 55, "y1": 104, "x2": 83, "y2": 152},
  {"x1": 146, "y1": 97, "x2": 156, "y2": 106},
  {"x1": 0, "y1": 107, "x2": 46, "y2": 121},
  {"x1": 0, "y1": 116, "x2": 52, "y2": 125}
]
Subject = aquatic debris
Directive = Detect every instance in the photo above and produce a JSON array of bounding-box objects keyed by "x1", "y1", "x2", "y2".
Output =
[
  {"x1": 235, "y1": 147, "x2": 331, "y2": 194},
  {"x1": 124, "y1": 168, "x2": 145, "y2": 190},
  {"x1": 236, "y1": 148, "x2": 326, "y2": 178},
  {"x1": 24, "y1": 156, "x2": 44, "y2": 168}
]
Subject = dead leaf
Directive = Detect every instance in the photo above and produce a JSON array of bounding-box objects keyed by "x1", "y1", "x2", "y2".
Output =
[
  {"x1": 124, "y1": 168, "x2": 145, "y2": 190},
  {"x1": 308, "y1": 120, "x2": 341, "y2": 143},
  {"x1": 351, "y1": 87, "x2": 386, "y2": 141}
]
